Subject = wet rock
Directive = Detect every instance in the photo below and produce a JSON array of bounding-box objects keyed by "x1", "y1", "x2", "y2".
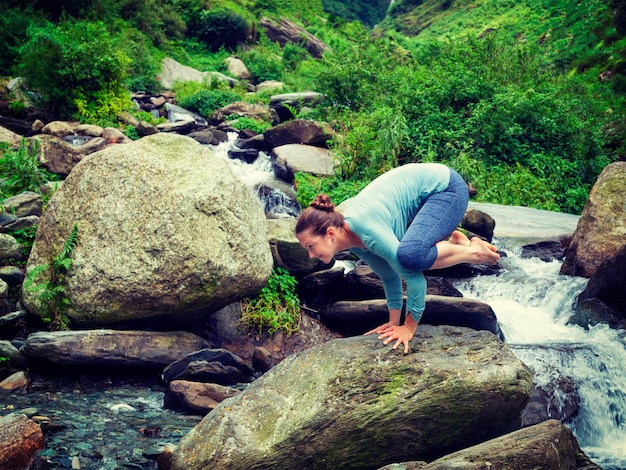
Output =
[
  {"x1": 228, "y1": 147, "x2": 259, "y2": 163},
  {"x1": 0, "y1": 371, "x2": 29, "y2": 392},
  {"x1": 561, "y1": 161, "x2": 626, "y2": 278},
  {"x1": 164, "y1": 380, "x2": 241, "y2": 415},
  {"x1": 22, "y1": 330, "x2": 210, "y2": 367},
  {"x1": 162, "y1": 348, "x2": 254, "y2": 385},
  {"x1": 381, "y1": 419, "x2": 599, "y2": 470},
  {"x1": 519, "y1": 377, "x2": 580, "y2": 427},
  {"x1": 521, "y1": 239, "x2": 566, "y2": 261},
  {"x1": 575, "y1": 244, "x2": 626, "y2": 324},
  {"x1": 461, "y1": 209, "x2": 496, "y2": 242},
  {"x1": 170, "y1": 327, "x2": 532, "y2": 469},
  {"x1": 2, "y1": 191, "x2": 43, "y2": 217},
  {"x1": 319, "y1": 295, "x2": 501, "y2": 338},
  {"x1": 0, "y1": 413, "x2": 45, "y2": 470},
  {"x1": 271, "y1": 143, "x2": 335, "y2": 183},
  {"x1": 264, "y1": 118, "x2": 335, "y2": 149}
]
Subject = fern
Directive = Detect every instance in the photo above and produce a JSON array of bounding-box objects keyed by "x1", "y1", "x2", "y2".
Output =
[{"x1": 24, "y1": 224, "x2": 78, "y2": 330}]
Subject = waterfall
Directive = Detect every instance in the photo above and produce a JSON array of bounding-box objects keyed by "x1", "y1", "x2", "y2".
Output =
[
  {"x1": 211, "y1": 137, "x2": 625, "y2": 468},
  {"x1": 454, "y1": 238, "x2": 626, "y2": 470},
  {"x1": 209, "y1": 133, "x2": 301, "y2": 218}
]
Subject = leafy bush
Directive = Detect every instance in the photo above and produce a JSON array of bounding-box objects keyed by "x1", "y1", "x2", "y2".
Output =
[
  {"x1": 0, "y1": 4, "x2": 42, "y2": 73},
  {"x1": 239, "y1": 267, "x2": 301, "y2": 336},
  {"x1": 228, "y1": 117, "x2": 272, "y2": 134},
  {"x1": 17, "y1": 20, "x2": 131, "y2": 121},
  {"x1": 189, "y1": 8, "x2": 248, "y2": 52},
  {"x1": 177, "y1": 88, "x2": 242, "y2": 117},
  {"x1": 0, "y1": 139, "x2": 59, "y2": 199},
  {"x1": 239, "y1": 46, "x2": 285, "y2": 82}
]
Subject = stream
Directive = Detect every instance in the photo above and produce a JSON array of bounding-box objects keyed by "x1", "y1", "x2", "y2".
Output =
[{"x1": 4, "y1": 137, "x2": 624, "y2": 469}]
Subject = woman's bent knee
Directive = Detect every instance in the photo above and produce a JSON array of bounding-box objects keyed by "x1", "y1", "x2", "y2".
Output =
[{"x1": 397, "y1": 242, "x2": 436, "y2": 271}]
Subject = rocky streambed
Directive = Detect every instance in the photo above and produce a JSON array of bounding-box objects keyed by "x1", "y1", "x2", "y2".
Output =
[{"x1": 5, "y1": 369, "x2": 202, "y2": 470}]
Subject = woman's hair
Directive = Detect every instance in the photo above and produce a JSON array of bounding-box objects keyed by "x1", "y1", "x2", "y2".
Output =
[{"x1": 295, "y1": 194, "x2": 345, "y2": 236}]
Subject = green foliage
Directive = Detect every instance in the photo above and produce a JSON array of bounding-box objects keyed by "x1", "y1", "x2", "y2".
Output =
[
  {"x1": 10, "y1": 226, "x2": 38, "y2": 259},
  {"x1": 177, "y1": 88, "x2": 242, "y2": 117},
  {"x1": 239, "y1": 267, "x2": 301, "y2": 336},
  {"x1": 17, "y1": 20, "x2": 132, "y2": 121},
  {"x1": 239, "y1": 44, "x2": 285, "y2": 82},
  {"x1": 23, "y1": 224, "x2": 79, "y2": 331},
  {"x1": 0, "y1": 139, "x2": 59, "y2": 199},
  {"x1": 188, "y1": 8, "x2": 248, "y2": 51},
  {"x1": 322, "y1": 0, "x2": 391, "y2": 27},
  {"x1": 228, "y1": 117, "x2": 272, "y2": 133},
  {"x1": 0, "y1": 3, "x2": 43, "y2": 73},
  {"x1": 294, "y1": 172, "x2": 368, "y2": 208},
  {"x1": 310, "y1": 28, "x2": 622, "y2": 213}
]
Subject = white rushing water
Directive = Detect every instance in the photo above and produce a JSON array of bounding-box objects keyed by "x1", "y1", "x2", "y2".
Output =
[
  {"x1": 213, "y1": 137, "x2": 626, "y2": 468},
  {"x1": 454, "y1": 238, "x2": 626, "y2": 470}
]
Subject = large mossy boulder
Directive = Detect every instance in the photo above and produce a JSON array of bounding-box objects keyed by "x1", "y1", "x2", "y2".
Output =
[
  {"x1": 22, "y1": 133, "x2": 273, "y2": 327},
  {"x1": 561, "y1": 161, "x2": 626, "y2": 278},
  {"x1": 170, "y1": 326, "x2": 532, "y2": 470}
]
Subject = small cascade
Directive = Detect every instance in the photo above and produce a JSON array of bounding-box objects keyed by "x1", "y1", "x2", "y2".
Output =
[
  {"x1": 454, "y1": 239, "x2": 626, "y2": 469},
  {"x1": 209, "y1": 132, "x2": 301, "y2": 218}
]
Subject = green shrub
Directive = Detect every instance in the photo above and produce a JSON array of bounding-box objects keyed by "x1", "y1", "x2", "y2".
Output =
[
  {"x1": 0, "y1": 139, "x2": 59, "y2": 199},
  {"x1": 177, "y1": 88, "x2": 242, "y2": 117},
  {"x1": 239, "y1": 47, "x2": 285, "y2": 82},
  {"x1": 191, "y1": 8, "x2": 248, "y2": 52},
  {"x1": 228, "y1": 117, "x2": 272, "y2": 134},
  {"x1": 239, "y1": 267, "x2": 301, "y2": 336},
  {"x1": 17, "y1": 20, "x2": 131, "y2": 121},
  {"x1": 294, "y1": 172, "x2": 368, "y2": 208}
]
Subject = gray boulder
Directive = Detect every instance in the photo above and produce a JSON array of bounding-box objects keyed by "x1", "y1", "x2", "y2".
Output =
[
  {"x1": 264, "y1": 118, "x2": 335, "y2": 149},
  {"x1": 271, "y1": 144, "x2": 335, "y2": 183},
  {"x1": 21, "y1": 329, "x2": 210, "y2": 367},
  {"x1": 260, "y1": 17, "x2": 330, "y2": 58},
  {"x1": 319, "y1": 295, "x2": 501, "y2": 338},
  {"x1": 22, "y1": 133, "x2": 273, "y2": 327},
  {"x1": 170, "y1": 326, "x2": 532, "y2": 470},
  {"x1": 381, "y1": 419, "x2": 599, "y2": 470},
  {"x1": 561, "y1": 161, "x2": 626, "y2": 277}
]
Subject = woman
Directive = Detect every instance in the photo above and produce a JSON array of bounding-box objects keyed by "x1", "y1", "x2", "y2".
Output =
[{"x1": 295, "y1": 162, "x2": 499, "y2": 354}]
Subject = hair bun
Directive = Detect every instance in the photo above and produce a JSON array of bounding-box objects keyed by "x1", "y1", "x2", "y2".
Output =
[{"x1": 310, "y1": 193, "x2": 335, "y2": 212}]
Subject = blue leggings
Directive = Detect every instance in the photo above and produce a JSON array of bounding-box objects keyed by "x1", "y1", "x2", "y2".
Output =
[{"x1": 397, "y1": 169, "x2": 468, "y2": 271}]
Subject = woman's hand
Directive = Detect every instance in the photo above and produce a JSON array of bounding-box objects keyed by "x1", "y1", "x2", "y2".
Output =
[
  {"x1": 364, "y1": 322, "x2": 398, "y2": 336},
  {"x1": 365, "y1": 323, "x2": 417, "y2": 354}
]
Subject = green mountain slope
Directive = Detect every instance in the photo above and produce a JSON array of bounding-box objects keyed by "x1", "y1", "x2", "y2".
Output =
[{"x1": 378, "y1": 0, "x2": 624, "y2": 72}]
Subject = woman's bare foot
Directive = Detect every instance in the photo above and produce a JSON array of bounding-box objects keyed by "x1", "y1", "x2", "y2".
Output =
[
  {"x1": 449, "y1": 230, "x2": 470, "y2": 246},
  {"x1": 470, "y1": 237, "x2": 500, "y2": 263}
]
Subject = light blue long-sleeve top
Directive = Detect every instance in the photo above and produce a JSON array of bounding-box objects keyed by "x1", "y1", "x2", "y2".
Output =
[{"x1": 337, "y1": 163, "x2": 450, "y2": 322}]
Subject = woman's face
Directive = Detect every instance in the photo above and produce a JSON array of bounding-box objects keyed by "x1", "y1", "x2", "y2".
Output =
[{"x1": 297, "y1": 229, "x2": 335, "y2": 264}]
